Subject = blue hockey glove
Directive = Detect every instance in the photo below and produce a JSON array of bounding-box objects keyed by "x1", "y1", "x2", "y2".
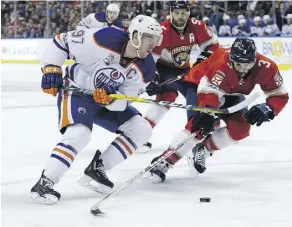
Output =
[
  {"x1": 244, "y1": 103, "x2": 275, "y2": 126},
  {"x1": 41, "y1": 65, "x2": 63, "y2": 96}
]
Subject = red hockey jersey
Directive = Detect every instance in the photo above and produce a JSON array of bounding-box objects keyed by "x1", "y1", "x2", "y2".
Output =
[
  {"x1": 184, "y1": 48, "x2": 289, "y2": 115},
  {"x1": 152, "y1": 18, "x2": 219, "y2": 69}
]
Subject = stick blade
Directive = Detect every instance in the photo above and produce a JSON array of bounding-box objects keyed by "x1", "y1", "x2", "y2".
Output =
[{"x1": 90, "y1": 208, "x2": 105, "y2": 216}]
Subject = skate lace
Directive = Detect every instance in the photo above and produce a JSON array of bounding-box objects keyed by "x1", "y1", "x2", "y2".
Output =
[
  {"x1": 196, "y1": 146, "x2": 207, "y2": 167},
  {"x1": 94, "y1": 161, "x2": 108, "y2": 180},
  {"x1": 41, "y1": 178, "x2": 54, "y2": 189}
]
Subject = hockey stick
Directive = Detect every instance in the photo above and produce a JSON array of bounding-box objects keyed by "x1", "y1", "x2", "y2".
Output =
[
  {"x1": 90, "y1": 132, "x2": 197, "y2": 216},
  {"x1": 109, "y1": 93, "x2": 261, "y2": 114},
  {"x1": 62, "y1": 73, "x2": 185, "y2": 96},
  {"x1": 157, "y1": 73, "x2": 185, "y2": 87},
  {"x1": 89, "y1": 93, "x2": 259, "y2": 216},
  {"x1": 61, "y1": 87, "x2": 260, "y2": 115}
]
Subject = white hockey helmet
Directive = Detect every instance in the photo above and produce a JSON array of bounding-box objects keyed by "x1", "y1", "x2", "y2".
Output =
[
  {"x1": 254, "y1": 16, "x2": 261, "y2": 22},
  {"x1": 107, "y1": 3, "x2": 120, "y2": 14},
  {"x1": 287, "y1": 14, "x2": 292, "y2": 19},
  {"x1": 239, "y1": 18, "x2": 247, "y2": 25},
  {"x1": 128, "y1": 15, "x2": 163, "y2": 53},
  {"x1": 237, "y1": 14, "x2": 245, "y2": 21},
  {"x1": 263, "y1": 15, "x2": 271, "y2": 23},
  {"x1": 223, "y1": 14, "x2": 230, "y2": 21},
  {"x1": 203, "y1": 16, "x2": 210, "y2": 22}
]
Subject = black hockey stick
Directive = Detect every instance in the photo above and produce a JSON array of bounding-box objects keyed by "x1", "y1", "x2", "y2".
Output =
[
  {"x1": 89, "y1": 92, "x2": 260, "y2": 216},
  {"x1": 90, "y1": 133, "x2": 197, "y2": 216}
]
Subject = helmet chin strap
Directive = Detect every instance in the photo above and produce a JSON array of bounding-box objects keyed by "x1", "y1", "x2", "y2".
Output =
[
  {"x1": 136, "y1": 49, "x2": 142, "y2": 59},
  {"x1": 131, "y1": 37, "x2": 143, "y2": 59}
]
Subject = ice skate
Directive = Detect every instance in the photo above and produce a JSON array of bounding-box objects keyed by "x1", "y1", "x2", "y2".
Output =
[
  {"x1": 79, "y1": 150, "x2": 114, "y2": 194},
  {"x1": 148, "y1": 155, "x2": 172, "y2": 183},
  {"x1": 30, "y1": 171, "x2": 61, "y2": 204},
  {"x1": 187, "y1": 142, "x2": 210, "y2": 174}
]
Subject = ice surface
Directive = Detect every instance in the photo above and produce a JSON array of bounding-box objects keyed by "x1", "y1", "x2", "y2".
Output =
[{"x1": 1, "y1": 64, "x2": 292, "y2": 227}]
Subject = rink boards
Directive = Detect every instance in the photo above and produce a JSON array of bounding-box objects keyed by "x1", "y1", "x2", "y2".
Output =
[{"x1": 1, "y1": 37, "x2": 292, "y2": 70}]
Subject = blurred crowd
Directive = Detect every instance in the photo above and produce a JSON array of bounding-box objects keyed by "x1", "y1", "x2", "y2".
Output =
[{"x1": 1, "y1": 0, "x2": 292, "y2": 38}]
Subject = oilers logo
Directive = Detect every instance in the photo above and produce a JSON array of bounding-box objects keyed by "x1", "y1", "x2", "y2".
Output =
[
  {"x1": 171, "y1": 46, "x2": 192, "y2": 67},
  {"x1": 94, "y1": 67, "x2": 125, "y2": 89}
]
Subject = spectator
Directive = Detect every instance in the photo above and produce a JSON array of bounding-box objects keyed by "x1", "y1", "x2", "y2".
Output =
[
  {"x1": 202, "y1": 16, "x2": 217, "y2": 34},
  {"x1": 210, "y1": 5, "x2": 223, "y2": 31},
  {"x1": 121, "y1": 14, "x2": 132, "y2": 31},
  {"x1": 275, "y1": 1, "x2": 287, "y2": 31},
  {"x1": 44, "y1": 22, "x2": 58, "y2": 38},
  {"x1": 246, "y1": 10, "x2": 254, "y2": 28},
  {"x1": 285, "y1": 1, "x2": 292, "y2": 15},
  {"x1": 1, "y1": 1, "x2": 291, "y2": 38},
  {"x1": 190, "y1": 4, "x2": 202, "y2": 20},
  {"x1": 250, "y1": 16, "x2": 264, "y2": 37},
  {"x1": 219, "y1": 14, "x2": 231, "y2": 37},
  {"x1": 228, "y1": 10, "x2": 238, "y2": 28},
  {"x1": 232, "y1": 18, "x2": 250, "y2": 37},
  {"x1": 263, "y1": 14, "x2": 280, "y2": 36},
  {"x1": 282, "y1": 14, "x2": 292, "y2": 36}
]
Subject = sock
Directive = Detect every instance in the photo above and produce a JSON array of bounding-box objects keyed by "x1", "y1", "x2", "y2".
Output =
[
  {"x1": 44, "y1": 142, "x2": 77, "y2": 183},
  {"x1": 101, "y1": 134, "x2": 137, "y2": 171}
]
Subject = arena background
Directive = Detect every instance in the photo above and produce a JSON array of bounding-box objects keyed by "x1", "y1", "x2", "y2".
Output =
[{"x1": 1, "y1": 0, "x2": 292, "y2": 70}]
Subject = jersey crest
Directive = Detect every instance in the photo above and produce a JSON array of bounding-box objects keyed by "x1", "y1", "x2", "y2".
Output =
[
  {"x1": 171, "y1": 46, "x2": 192, "y2": 67},
  {"x1": 274, "y1": 71, "x2": 283, "y2": 87},
  {"x1": 94, "y1": 67, "x2": 125, "y2": 88}
]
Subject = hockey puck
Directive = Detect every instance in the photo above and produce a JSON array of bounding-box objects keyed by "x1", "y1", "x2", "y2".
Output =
[{"x1": 200, "y1": 197, "x2": 211, "y2": 202}]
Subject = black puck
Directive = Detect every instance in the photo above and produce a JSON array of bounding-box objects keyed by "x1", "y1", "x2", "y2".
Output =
[{"x1": 200, "y1": 197, "x2": 211, "y2": 202}]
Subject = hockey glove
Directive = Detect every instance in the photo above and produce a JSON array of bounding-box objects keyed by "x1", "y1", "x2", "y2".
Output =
[
  {"x1": 146, "y1": 82, "x2": 161, "y2": 96},
  {"x1": 192, "y1": 51, "x2": 212, "y2": 67},
  {"x1": 186, "y1": 112, "x2": 218, "y2": 137},
  {"x1": 93, "y1": 86, "x2": 116, "y2": 105},
  {"x1": 244, "y1": 103, "x2": 275, "y2": 126},
  {"x1": 41, "y1": 65, "x2": 63, "y2": 96}
]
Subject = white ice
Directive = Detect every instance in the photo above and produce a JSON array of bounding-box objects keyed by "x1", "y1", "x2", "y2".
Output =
[{"x1": 1, "y1": 64, "x2": 292, "y2": 227}]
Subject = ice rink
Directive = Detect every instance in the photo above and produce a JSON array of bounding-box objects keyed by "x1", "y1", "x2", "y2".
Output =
[{"x1": 1, "y1": 64, "x2": 292, "y2": 227}]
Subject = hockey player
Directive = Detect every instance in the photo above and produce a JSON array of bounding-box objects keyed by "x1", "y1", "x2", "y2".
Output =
[
  {"x1": 148, "y1": 38, "x2": 289, "y2": 182},
  {"x1": 30, "y1": 15, "x2": 163, "y2": 204},
  {"x1": 76, "y1": 3, "x2": 123, "y2": 30},
  {"x1": 141, "y1": 0, "x2": 219, "y2": 151}
]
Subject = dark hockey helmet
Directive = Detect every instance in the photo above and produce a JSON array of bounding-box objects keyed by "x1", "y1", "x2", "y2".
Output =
[
  {"x1": 170, "y1": 0, "x2": 191, "y2": 11},
  {"x1": 230, "y1": 38, "x2": 257, "y2": 74},
  {"x1": 230, "y1": 38, "x2": 256, "y2": 63}
]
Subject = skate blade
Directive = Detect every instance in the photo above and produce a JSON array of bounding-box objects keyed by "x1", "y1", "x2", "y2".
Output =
[
  {"x1": 78, "y1": 175, "x2": 113, "y2": 194},
  {"x1": 145, "y1": 172, "x2": 164, "y2": 183},
  {"x1": 91, "y1": 208, "x2": 106, "y2": 216},
  {"x1": 29, "y1": 192, "x2": 59, "y2": 205}
]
